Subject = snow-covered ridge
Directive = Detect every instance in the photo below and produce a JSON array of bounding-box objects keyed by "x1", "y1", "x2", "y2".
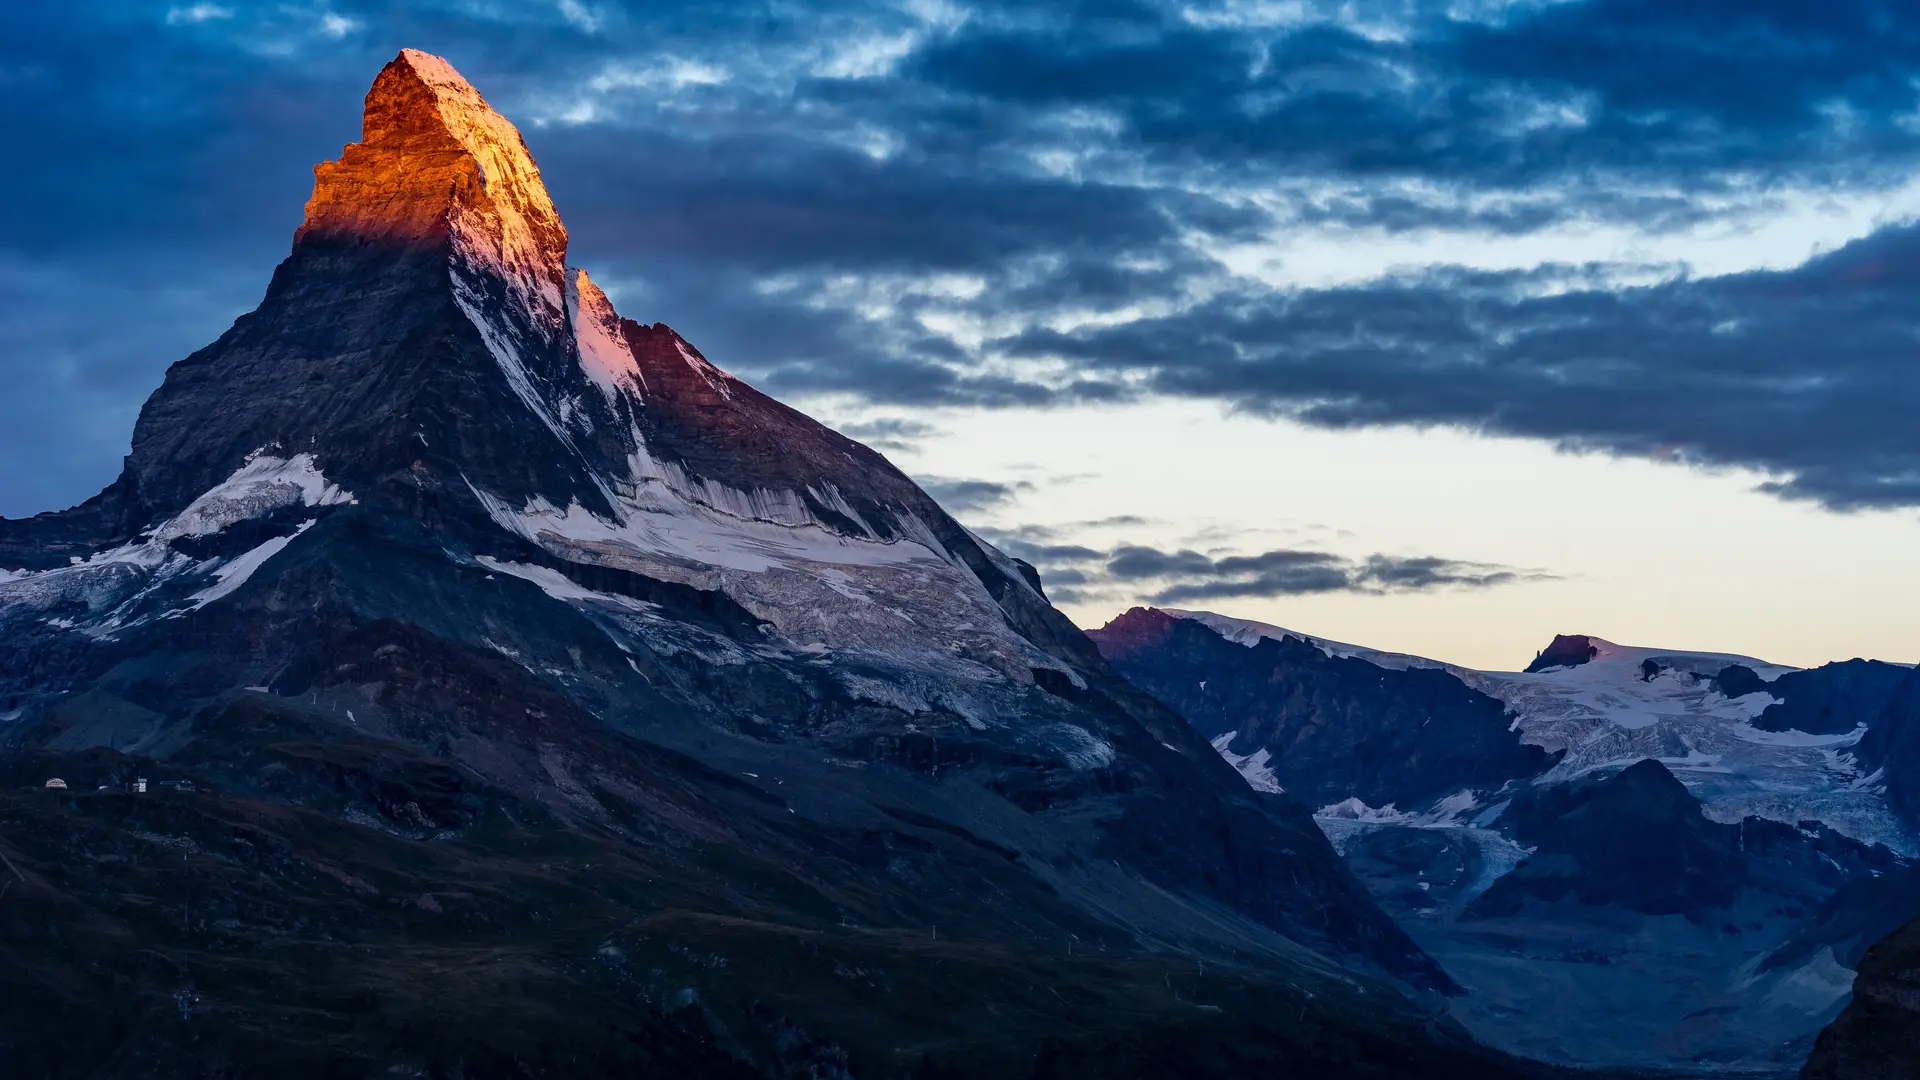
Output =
[
  {"x1": 0, "y1": 453, "x2": 352, "y2": 637},
  {"x1": 672, "y1": 337, "x2": 740, "y2": 400},
  {"x1": 567, "y1": 268, "x2": 646, "y2": 401},
  {"x1": 1166, "y1": 609, "x2": 1911, "y2": 851},
  {"x1": 476, "y1": 435, "x2": 944, "y2": 577},
  {"x1": 151, "y1": 452, "x2": 352, "y2": 542},
  {"x1": 1166, "y1": 609, "x2": 1450, "y2": 672},
  {"x1": 1319, "y1": 789, "x2": 1488, "y2": 828}
]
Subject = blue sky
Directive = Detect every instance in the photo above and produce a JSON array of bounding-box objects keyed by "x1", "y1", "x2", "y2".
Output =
[{"x1": 7, "y1": 1, "x2": 1920, "y2": 666}]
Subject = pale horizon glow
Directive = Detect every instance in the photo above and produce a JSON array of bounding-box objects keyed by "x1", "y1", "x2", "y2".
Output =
[{"x1": 803, "y1": 395, "x2": 1920, "y2": 673}]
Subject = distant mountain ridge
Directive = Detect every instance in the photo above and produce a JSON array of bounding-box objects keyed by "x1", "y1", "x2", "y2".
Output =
[
  {"x1": 1093, "y1": 606, "x2": 1917, "y2": 849},
  {"x1": 1090, "y1": 607, "x2": 1558, "y2": 811},
  {"x1": 1088, "y1": 605, "x2": 1920, "y2": 1072}
]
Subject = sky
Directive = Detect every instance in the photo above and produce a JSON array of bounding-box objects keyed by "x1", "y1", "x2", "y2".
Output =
[{"x1": 6, "y1": 1, "x2": 1920, "y2": 670}]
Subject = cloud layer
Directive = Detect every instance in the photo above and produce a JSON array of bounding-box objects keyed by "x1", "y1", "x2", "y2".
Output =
[
  {"x1": 5, "y1": 1, "x2": 1920, "y2": 515},
  {"x1": 981, "y1": 528, "x2": 1552, "y2": 606}
]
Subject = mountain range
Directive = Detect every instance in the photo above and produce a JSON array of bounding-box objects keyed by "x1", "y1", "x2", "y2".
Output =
[
  {"x1": 1089, "y1": 606, "x2": 1920, "y2": 1074},
  {"x1": 0, "y1": 50, "x2": 1572, "y2": 1079},
  {"x1": 4, "y1": 47, "x2": 1917, "y2": 1080}
]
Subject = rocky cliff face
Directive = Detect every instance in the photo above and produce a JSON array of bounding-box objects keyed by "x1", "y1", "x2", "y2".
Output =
[
  {"x1": 1855, "y1": 665, "x2": 1920, "y2": 834},
  {"x1": 1747, "y1": 658, "x2": 1912, "y2": 736},
  {"x1": 0, "y1": 51, "x2": 1548, "y2": 1079},
  {"x1": 1802, "y1": 914, "x2": 1920, "y2": 1079}
]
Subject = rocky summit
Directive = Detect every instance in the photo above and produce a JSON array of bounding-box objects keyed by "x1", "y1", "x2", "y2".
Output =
[{"x1": 0, "y1": 51, "x2": 1572, "y2": 1079}]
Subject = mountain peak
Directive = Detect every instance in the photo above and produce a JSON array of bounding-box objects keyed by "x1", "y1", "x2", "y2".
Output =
[
  {"x1": 393, "y1": 47, "x2": 475, "y2": 90},
  {"x1": 300, "y1": 49, "x2": 567, "y2": 322},
  {"x1": 1523, "y1": 633, "x2": 1602, "y2": 672}
]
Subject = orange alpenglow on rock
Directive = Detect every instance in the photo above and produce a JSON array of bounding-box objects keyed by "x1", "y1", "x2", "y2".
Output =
[{"x1": 295, "y1": 48, "x2": 570, "y2": 330}]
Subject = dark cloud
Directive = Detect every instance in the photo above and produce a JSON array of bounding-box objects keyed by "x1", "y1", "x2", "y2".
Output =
[
  {"x1": 834, "y1": 417, "x2": 938, "y2": 453},
  {"x1": 1110, "y1": 544, "x2": 1542, "y2": 602},
  {"x1": 992, "y1": 533, "x2": 1549, "y2": 603},
  {"x1": 916, "y1": 476, "x2": 1036, "y2": 516},
  {"x1": 1006, "y1": 221, "x2": 1920, "y2": 510},
  {"x1": 908, "y1": 0, "x2": 1920, "y2": 200}
]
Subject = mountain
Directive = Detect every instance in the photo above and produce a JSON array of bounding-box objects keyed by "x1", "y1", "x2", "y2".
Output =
[
  {"x1": 0, "y1": 51, "x2": 1586, "y2": 1079},
  {"x1": 1854, "y1": 665, "x2": 1920, "y2": 834},
  {"x1": 1093, "y1": 609, "x2": 1912, "y2": 850},
  {"x1": 1089, "y1": 607, "x2": 1919, "y2": 1073},
  {"x1": 1470, "y1": 758, "x2": 1896, "y2": 919},
  {"x1": 1747, "y1": 659, "x2": 1911, "y2": 737},
  {"x1": 1091, "y1": 607, "x2": 1557, "y2": 811}
]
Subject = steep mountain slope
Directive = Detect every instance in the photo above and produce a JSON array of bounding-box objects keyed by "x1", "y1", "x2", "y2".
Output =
[
  {"x1": 1089, "y1": 606, "x2": 1919, "y2": 1073},
  {"x1": 1748, "y1": 659, "x2": 1911, "y2": 737},
  {"x1": 1854, "y1": 664, "x2": 1920, "y2": 834},
  {"x1": 0, "y1": 51, "x2": 1562, "y2": 1078},
  {"x1": 1802, "y1": 912, "x2": 1920, "y2": 1079},
  {"x1": 1470, "y1": 758, "x2": 1895, "y2": 919}
]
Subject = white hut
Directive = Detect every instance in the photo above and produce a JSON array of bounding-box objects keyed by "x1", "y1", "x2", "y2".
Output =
[{"x1": 44, "y1": 778, "x2": 67, "y2": 790}]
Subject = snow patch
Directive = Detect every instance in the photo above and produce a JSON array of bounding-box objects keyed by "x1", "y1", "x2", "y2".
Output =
[
  {"x1": 187, "y1": 521, "x2": 314, "y2": 607},
  {"x1": 567, "y1": 268, "x2": 646, "y2": 400},
  {"x1": 1317, "y1": 790, "x2": 1481, "y2": 827},
  {"x1": 474, "y1": 556, "x2": 657, "y2": 613},
  {"x1": 452, "y1": 269, "x2": 575, "y2": 451},
  {"x1": 152, "y1": 452, "x2": 350, "y2": 541},
  {"x1": 0, "y1": 454, "x2": 349, "y2": 634},
  {"x1": 674, "y1": 338, "x2": 736, "y2": 400},
  {"x1": 475, "y1": 446, "x2": 943, "y2": 576},
  {"x1": 1051, "y1": 723, "x2": 1117, "y2": 771},
  {"x1": 1210, "y1": 732, "x2": 1283, "y2": 793},
  {"x1": 838, "y1": 672, "x2": 929, "y2": 713}
]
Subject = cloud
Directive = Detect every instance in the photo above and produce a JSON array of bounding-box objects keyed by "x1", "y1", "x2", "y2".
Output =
[
  {"x1": 916, "y1": 476, "x2": 1036, "y2": 515},
  {"x1": 905, "y1": 0, "x2": 1920, "y2": 209},
  {"x1": 984, "y1": 529, "x2": 1552, "y2": 604},
  {"x1": 317, "y1": 12, "x2": 361, "y2": 39},
  {"x1": 1113, "y1": 544, "x2": 1546, "y2": 601},
  {"x1": 833, "y1": 416, "x2": 938, "y2": 452},
  {"x1": 165, "y1": 5, "x2": 233, "y2": 25},
  {"x1": 1005, "y1": 221, "x2": 1920, "y2": 510}
]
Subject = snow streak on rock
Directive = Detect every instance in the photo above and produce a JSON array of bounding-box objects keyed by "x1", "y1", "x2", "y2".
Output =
[
  {"x1": 0, "y1": 454, "x2": 351, "y2": 636},
  {"x1": 567, "y1": 269, "x2": 646, "y2": 401}
]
